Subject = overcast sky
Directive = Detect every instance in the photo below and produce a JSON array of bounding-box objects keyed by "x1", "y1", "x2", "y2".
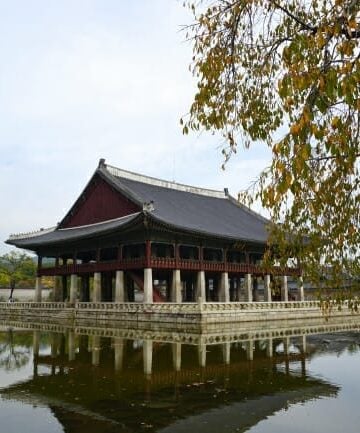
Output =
[{"x1": 0, "y1": 0, "x2": 270, "y2": 254}]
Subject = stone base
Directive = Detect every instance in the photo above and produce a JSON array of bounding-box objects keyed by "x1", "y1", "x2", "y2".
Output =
[{"x1": 0, "y1": 301, "x2": 357, "y2": 326}]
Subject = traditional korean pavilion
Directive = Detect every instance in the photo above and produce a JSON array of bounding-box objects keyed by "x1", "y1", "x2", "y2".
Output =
[{"x1": 6, "y1": 159, "x2": 301, "y2": 304}]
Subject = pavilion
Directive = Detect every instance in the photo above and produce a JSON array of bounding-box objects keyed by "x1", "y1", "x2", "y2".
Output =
[{"x1": 6, "y1": 159, "x2": 302, "y2": 304}]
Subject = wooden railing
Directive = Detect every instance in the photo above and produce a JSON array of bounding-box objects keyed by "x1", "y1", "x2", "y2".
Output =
[{"x1": 38, "y1": 257, "x2": 300, "y2": 277}]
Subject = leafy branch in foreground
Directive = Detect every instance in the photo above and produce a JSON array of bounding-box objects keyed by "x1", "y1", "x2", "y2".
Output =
[{"x1": 182, "y1": 0, "x2": 360, "y2": 287}]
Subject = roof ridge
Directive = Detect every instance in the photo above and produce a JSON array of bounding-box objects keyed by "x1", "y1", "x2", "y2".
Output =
[{"x1": 105, "y1": 163, "x2": 227, "y2": 199}]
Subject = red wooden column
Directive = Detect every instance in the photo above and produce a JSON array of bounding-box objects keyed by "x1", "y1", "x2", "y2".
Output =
[{"x1": 145, "y1": 240, "x2": 151, "y2": 268}]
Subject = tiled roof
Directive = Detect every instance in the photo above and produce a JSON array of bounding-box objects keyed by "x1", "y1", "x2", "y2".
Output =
[{"x1": 6, "y1": 160, "x2": 270, "y2": 249}]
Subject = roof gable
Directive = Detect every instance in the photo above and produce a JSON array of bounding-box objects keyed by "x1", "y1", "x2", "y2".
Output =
[{"x1": 60, "y1": 172, "x2": 141, "y2": 228}]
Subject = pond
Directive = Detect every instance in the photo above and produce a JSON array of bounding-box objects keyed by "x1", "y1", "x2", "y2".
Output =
[{"x1": 0, "y1": 320, "x2": 360, "y2": 433}]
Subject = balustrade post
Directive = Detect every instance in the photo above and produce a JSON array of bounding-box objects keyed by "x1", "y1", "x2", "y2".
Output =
[
  {"x1": 34, "y1": 277, "x2": 42, "y2": 302},
  {"x1": 264, "y1": 274, "x2": 272, "y2": 302},
  {"x1": 281, "y1": 275, "x2": 289, "y2": 302}
]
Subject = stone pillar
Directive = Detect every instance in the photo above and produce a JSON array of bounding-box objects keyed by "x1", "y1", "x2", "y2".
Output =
[
  {"x1": 266, "y1": 338, "x2": 273, "y2": 357},
  {"x1": 92, "y1": 336, "x2": 100, "y2": 366},
  {"x1": 69, "y1": 274, "x2": 78, "y2": 303},
  {"x1": 301, "y1": 335, "x2": 307, "y2": 353},
  {"x1": 33, "y1": 330, "x2": 40, "y2": 377},
  {"x1": 144, "y1": 268, "x2": 153, "y2": 303},
  {"x1": 80, "y1": 275, "x2": 90, "y2": 302},
  {"x1": 113, "y1": 337, "x2": 124, "y2": 371},
  {"x1": 53, "y1": 276, "x2": 62, "y2": 302},
  {"x1": 222, "y1": 342, "x2": 231, "y2": 365},
  {"x1": 115, "y1": 270, "x2": 125, "y2": 302},
  {"x1": 244, "y1": 274, "x2": 253, "y2": 302},
  {"x1": 236, "y1": 277, "x2": 242, "y2": 301},
  {"x1": 281, "y1": 276, "x2": 288, "y2": 302},
  {"x1": 33, "y1": 330, "x2": 40, "y2": 357},
  {"x1": 246, "y1": 340, "x2": 254, "y2": 361},
  {"x1": 34, "y1": 277, "x2": 42, "y2": 302},
  {"x1": 196, "y1": 271, "x2": 206, "y2": 302},
  {"x1": 198, "y1": 343, "x2": 206, "y2": 367},
  {"x1": 68, "y1": 331, "x2": 75, "y2": 361},
  {"x1": 298, "y1": 275, "x2": 305, "y2": 301},
  {"x1": 143, "y1": 340, "x2": 153, "y2": 375},
  {"x1": 171, "y1": 270, "x2": 182, "y2": 303},
  {"x1": 264, "y1": 274, "x2": 272, "y2": 302},
  {"x1": 253, "y1": 277, "x2": 259, "y2": 301},
  {"x1": 172, "y1": 343, "x2": 182, "y2": 371},
  {"x1": 283, "y1": 337, "x2": 290, "y2": 355},
  {"x1": 219, "y1": 272, "x2": 230, "y2": 302},
  {"x1": 93, "y1": 272, "x2": 101, "y2": 302}
]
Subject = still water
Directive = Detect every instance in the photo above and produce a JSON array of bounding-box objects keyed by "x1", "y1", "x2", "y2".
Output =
[{"x1": 0, "y1": 321, "x2": 360, "y2": 433}]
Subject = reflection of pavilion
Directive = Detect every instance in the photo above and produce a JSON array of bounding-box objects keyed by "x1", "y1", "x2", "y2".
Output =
[{"x1": 0, "y1": 321, "x2": 343, "y2": 433}]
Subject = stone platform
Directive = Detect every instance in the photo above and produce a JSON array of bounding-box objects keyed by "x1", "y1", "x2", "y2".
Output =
[{"x1": 0, "y1": 300, "x2": 356, "y2": 327}]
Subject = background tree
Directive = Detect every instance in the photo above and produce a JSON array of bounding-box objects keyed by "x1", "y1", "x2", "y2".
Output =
[
  {"x1": 183, "y1": 0, "x2": 360, "y2": 287},
  {"x1": 0, "y1": 251, "x2": 36, "y2": 300}
]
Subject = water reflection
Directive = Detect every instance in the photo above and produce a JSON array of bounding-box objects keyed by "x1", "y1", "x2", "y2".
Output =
[{"x1": 1, "y1": 318, "x2": 360, "y2": 433}]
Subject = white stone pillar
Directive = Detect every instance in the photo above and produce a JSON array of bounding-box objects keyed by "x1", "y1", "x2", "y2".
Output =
[
  {"x1": 222, "y1": 342, "x2": 231, "y2": 365},
  {"x1": 281, "y1": 275, "x2": 288, "y2": 302},
  {"x1": 69, "y1": 274, "x2": 78, "y2": 303},
  {"x1": 198, "y1": 343, "x2": 206, "y2": 367},
  {"x1": 143, "y1": 340, "x2": 153, "y2": 375},
  {"x1": 246, "y1": 340, "x2": 254, "y2": 361},
  {"x1": 113, "y1": 337, "x2": 124, "y2": 371},
  {"x1": 264, "y1": 274, "x2": 272, "y2": 302},
  {"x1": 172, "y1": 343, "x2": 182, "y2": 371},
  {"x1": 301, "y1": 335, "x2": 307, "y2": 353},
  {"x1": 219, "y1": 272, "x2": 230, "y2": 302},
  {"x1": 283, "y1": 337, "x2": 290, "y2": 355},
  {"x1": 115, "y1": 270, "x2": 125, "y2": 302},
  {"x1": 93, "y1": 272, "x2": 101, "y2": 302},
  {"x1": 298, "y1": 275, "x2": 305, "y2": 301},
  {"x1": 196, "y1": 271, "x2": 206, "y2": 302},
  {"x1": 171, "y1": 270, "x2": 182, "y2": 303},
  {"x1": 244, "y1": 274, "x2": 253, "y2": 302},
  {"x1": 33, "y1": 330, "x2": 40, "y2": 357},
  {"x1": 236, "y1": 278, "x2": 242, "y2": 301},
  {"x1": 68, "y1": 331, "x2": 75, "y2": 361},
  {"x1": 144, "y1": 268, "x2": 153, "y2": 303},
  {"x1": 92, "y1": 336, "x2": 100, "y2": 366},
  {"x1": 34, "y1": 277, "x2": 42, "y2": 302},
  {"x1": 266, "y1": 338, "x2": 273, "y2": 358},
  {"x1": 53, "y1": 276, "x2": 62, "y2": 302}
]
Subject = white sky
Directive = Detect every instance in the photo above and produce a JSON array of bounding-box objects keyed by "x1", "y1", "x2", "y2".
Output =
[{"x1": 0, "y1": 0, "x2": 270, "y2": 254}]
